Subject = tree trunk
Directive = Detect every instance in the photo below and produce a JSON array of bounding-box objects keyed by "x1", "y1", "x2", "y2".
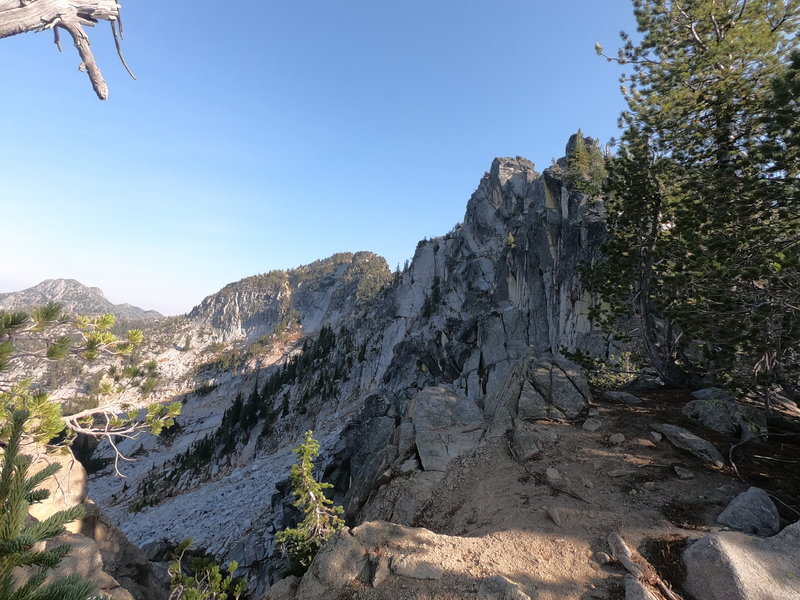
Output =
[{"x1": 0, "y1": 0, "x2": 122, "y2": 99}]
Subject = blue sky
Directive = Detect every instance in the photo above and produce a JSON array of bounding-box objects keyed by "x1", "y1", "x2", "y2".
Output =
[{"x1": 0, "y1": 1, "x2": 636, "y2": 315}]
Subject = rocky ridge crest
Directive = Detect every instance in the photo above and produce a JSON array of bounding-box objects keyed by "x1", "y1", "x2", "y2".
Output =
[{"x1": 0, "y1": 278, "x2": 163, "y2": 321}]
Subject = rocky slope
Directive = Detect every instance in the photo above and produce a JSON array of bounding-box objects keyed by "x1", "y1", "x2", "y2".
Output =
[
  {"x1": 0, "y1": 278, "x2": 163, "y2": 321},
  {"x1": 86, "y1": 136, "x2": 615, "y2": 595}
]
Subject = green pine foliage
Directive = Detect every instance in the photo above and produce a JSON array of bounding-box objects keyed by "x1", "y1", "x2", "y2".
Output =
[
  {"x1": 0, "y1": 409, "x2": 95, "y2": 600},
  {"x1": 565, "y1": 131, "x2": 608, "y2": 196},
  {"x1": 0, "y1": 302, "x2": 181, "y2": 449},
  {"x1": 276, "y1": 431, "x2": 344, "y2": 575},
  {"x1": 168, "y1": 539, "x2": 247, "y2": 600},
  {"x1": 591, "y1": 0, "x2": 800, "y2": 395}
]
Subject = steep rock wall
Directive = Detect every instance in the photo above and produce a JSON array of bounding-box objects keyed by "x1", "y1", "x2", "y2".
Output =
[{"x1": 89, "y1": 137, "x2": 611, "y2": 597}]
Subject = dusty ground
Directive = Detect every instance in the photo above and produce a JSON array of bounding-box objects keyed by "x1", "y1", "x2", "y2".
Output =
[{"x1": 341, "y1": 388, "x2": 800, "y2": 600}]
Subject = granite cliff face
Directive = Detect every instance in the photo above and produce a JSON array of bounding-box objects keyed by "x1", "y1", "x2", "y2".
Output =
[
  {"x1": 0, "y1": 278, "x2": 163, "y2": 321},
  {"x1": 187, "y1": 252, "x2": 391, "y2": 342},
  {"x1": 86, "y1": 137, "x2": 613, "y2": 598}
]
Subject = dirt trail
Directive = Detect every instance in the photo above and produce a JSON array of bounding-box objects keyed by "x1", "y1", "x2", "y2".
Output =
[{"x1": 359, "y1": 389, "x2": 798, "y2": 600}]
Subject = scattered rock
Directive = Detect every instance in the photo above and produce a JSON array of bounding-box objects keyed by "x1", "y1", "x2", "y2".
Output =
[
  {"x1": 651, "y1": 423, "x2": 725, "y2": 468},
  {"x1": 264, "y1": 575, "x2": 300, "y2": 600},
  {"x1": 673, "y1": 466, "x2": 695, "y2": 480},
  {"x1": 391, "y1": 555, "x2": 443, "y2": 580},
  {"x1": 478, "y1": 575, "x2": 532, "y2": 600},
  {"x1": 608, "y1": 433, "x2": 626, "y2": 445},
  {"x1": 547, "y1": 507, "x2": 564, "y2": 527},
  {"x1": 608, "y1": 469, "x2": 631, "y2": 478},
  {"x1": 604, "y1": 391, "x2": 642, "y2": 405},
  {"x1": 683, "y1": 520, "x2": 800, "y2": 600},
  {"x1": 582, "y1": 418, "x2": 603, "y2": 432},
  {"x1": 690, "y1": 387, "x2": 735, "y2": 402},
  {"x1": 683, "y1": 396, "x2": 766, "y2": 441},
  {"x1": 513, "y1": 421, "x2": 542, "y2": 461},
  {"x1": 399, "y1": 458, "x2": 420, "y2": 474},
  {"x1": 642, "y1": 481, "x2": 656, "y2": 491},
  {"x1": 717, "y1": 487, "x2": 780, "y2": 537},
  {"x1": 595, "y1": 551, "x2": 613, "y2": 565},
  {"x1": 587, "y1": 408, "x2": 599, "y2": 416},
  {"x1": 623, "y1": 575, "x2": 660, "y2": 600},
  {"x1": 650, "y1": 431, "x2": 663, "y2": 443},
  {"x1": 546, "y1": 467, "x2": 562, "y2": 482},
  {"x1": 294, "y1": 528, "x2": 368, "y2": 600},
  {"x1": 371, "y1": 555, "x2": 391, "y2": 588}
]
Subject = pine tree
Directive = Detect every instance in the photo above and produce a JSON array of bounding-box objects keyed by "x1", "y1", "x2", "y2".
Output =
[
  {"x1": 592, "y1": 1, "x2": 800, "y2": 395},
  {"x1": 0, "y1": 409, "x2": 96, "y2": 600},
  {"x1": 168, "y1": 539, "x2": 247, "y2": 600},
  {"x1": 275, "y1": 431, "x2": 344, "y2": 574}
]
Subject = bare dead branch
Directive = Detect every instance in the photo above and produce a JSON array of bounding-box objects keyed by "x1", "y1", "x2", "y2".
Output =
[{"x1": 110, "y1": 19, "x2": 135, "y2": 79}]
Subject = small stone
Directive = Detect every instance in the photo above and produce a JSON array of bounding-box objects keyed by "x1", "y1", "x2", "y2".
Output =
[
  {"x1": 608, "y1": 469, "x2": 630, "y2": 478},
  {"x1": 372, "y1": 555, "x2": 391, "y2": 588},
  {"x1": 582, "y1": 478, "x2": 595, "y2": 489},
  {"x1": 642, "y1": 481, "x2": 656, "y2": 491},
  {"x1": 547, "y1": 507, "x2": 564, "y2": 527},
  {"x1": 605, "y1": 391, "x2": 642, "y2": 404},
  {"x1": 633, "y1": 438, "x2": 656, "y2": 448},
  {"x1": 399, "y1": 458, "x2": 420, "y2": 474},
  {"x1": 595, "y1": 551, "x2": 613, "y2": 564},
  {"x1": 588, "y1": 408, "x2": 599, "y2": 416},
  {"x1": 391, "y1": 555, "x2": 443, "y2": 580},
  {"x1": 546, "y1": 467, "x2": 561, "y2": 481},
  {"x1": 582, "y1": 418, "x2": 603, "y2": 432},
  {"x1": 609, "y1": 433, "x2": 626, "y2": 445},
  {"x1": 674, "y1": 466, "x2": 695, "y2": 479},
  {"x1": 477, "y1": 575, "x2": 531, "y2": 600},
  {"x1": 650, "y1": 431, "x2": 663, "y2": 442}
]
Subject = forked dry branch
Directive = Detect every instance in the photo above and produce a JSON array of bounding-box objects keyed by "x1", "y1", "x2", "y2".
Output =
[{"x1": 0, "y1": 0, "x2": 133, "y2": 99}]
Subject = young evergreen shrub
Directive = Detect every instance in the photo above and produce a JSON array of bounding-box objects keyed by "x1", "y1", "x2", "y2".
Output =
[
  {"x1": 168, "y1": 539, "x2": 247, "y2": 600},
  {"x1": 276, "y1": 430, "x2": 344, "y2": 575},
  {"x1": 0, "y1": 409, "x2": 95, "y2": 600}
]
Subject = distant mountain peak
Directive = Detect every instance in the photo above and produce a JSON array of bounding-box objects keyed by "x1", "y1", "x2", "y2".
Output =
[{"x1": 0, "y1": 279, "x2": 163, "y2": 321}]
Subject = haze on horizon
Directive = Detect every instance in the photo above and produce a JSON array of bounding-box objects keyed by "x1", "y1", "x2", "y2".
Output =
[{"x1": 0, "y1": 1, "x2": 636, "y2": 316}]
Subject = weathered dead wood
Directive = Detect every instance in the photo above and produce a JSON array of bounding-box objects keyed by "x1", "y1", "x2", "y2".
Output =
[
  {"x1": 608, "y1": 532, "x2": 683, "y2": 600},
  {"x1": 0, "y1": 0, "x2": 125, "y2": 99}
]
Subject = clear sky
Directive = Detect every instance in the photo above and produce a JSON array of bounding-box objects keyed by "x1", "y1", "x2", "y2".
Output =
[{"x1": 0, "y1": 1, "x2": 636, "y2": 316}]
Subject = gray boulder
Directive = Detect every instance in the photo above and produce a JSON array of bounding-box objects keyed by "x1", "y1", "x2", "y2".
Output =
[
  {"x1": 485, "y1": 353, "x2": 591, "y2": 425},
  {"x1": 683, "y1": 520, "x2": 800, "y2": 600},
  {"x1": 683, "y1": 397, "x2": 766, "y2": 441},
  {"x1": 650, "y1": 423, "x2": 725, "y2": 468},
  {"x1": 294, "y1": 528, "x2": 369, "y2": 600},
  {"x1": 409, "y1": 386, "x2": 484, "y2": 472},
  {"x1": 717, "y1": 487, "x2": 780, "y2": 537},
  {"x1": 624, "y1": 575, "x2": 659, "y2": 600}
]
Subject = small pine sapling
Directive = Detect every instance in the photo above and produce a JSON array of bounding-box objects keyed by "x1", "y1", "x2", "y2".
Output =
[{"x1": 276, "y1": 430, "x2": 344, "y2": 574}]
